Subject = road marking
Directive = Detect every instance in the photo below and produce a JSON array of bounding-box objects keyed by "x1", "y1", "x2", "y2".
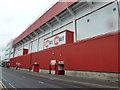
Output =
[
  {"x1": 38, "y1": 81, "x2": 44, "y2": 84},
  {"x1": 9, "y1": 83, "x2": 17, "y2": 90}
]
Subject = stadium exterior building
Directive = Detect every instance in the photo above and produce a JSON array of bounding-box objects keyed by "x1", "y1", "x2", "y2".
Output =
[{"x1": 10, "y1": 0, "x2": 119, "y2": 81}]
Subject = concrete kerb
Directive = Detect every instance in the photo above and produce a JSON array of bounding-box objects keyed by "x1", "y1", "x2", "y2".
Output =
[
  {"x1": 0, "y1": 82, "x2": 3, "y2": 89},
  {"x1": 12, "y1": 69, "x2": 119, "y2": 89}
]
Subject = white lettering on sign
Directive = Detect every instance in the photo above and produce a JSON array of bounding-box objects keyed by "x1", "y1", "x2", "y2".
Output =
[{"x1": 44, "y1": 32, "x2": 66, "y2": 49}]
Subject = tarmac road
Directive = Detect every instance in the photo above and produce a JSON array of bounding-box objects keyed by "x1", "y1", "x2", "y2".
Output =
[{"x1": 2, "y1": 67, "x2": 91, "y2": 89}]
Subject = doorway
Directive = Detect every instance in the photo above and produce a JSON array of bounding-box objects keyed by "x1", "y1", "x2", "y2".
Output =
[{"x1": 33, "y1": 64, "x2": 39, "y2": 72}]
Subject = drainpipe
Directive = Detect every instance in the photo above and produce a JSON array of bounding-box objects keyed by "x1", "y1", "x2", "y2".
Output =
[
  {"x1": 67, "y1": 7, "x2": 77, "y2": 42},
  {"x1": 46, "y1": 22, "x2": 53, "y2": 36},
  {"x1": 73, "y1": 16, "x2": 77, "y2": 42},
  {"x1": 37, "y1": 36, "x2": 39, "y2": 51},
  {"x1": 29, "y1": 53, "x2": 32, "y2": 72}
]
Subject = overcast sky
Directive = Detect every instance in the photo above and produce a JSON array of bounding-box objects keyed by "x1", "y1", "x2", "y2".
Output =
[{"x1": 0, "y1": 0, "x2": 59, "y2": 58}]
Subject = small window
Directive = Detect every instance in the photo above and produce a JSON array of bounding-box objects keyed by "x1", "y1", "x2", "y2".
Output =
[
  {"x1": 113, "y1": 8, "x2": 116, "y2": 11},
  {"x1": 87, "y1": 19, "x2": 90, "y2": 22}
]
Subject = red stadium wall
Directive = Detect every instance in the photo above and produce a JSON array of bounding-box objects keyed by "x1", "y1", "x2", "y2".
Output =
[
  {"x1": 10, "y1": 57, "x2": 19, "y2": 67},
  {"x1": 10, "y1": 54, "x2": 31, "y2": 69},
  {"x1": 10, "y1": 32, "x2": 119, "y2": 73},
  {"x1": 20, "y1": 54, "x2": 31, "y2": 69},
  {"x1": 31, "y1": 32, "x2": 119, "y2": 73}
]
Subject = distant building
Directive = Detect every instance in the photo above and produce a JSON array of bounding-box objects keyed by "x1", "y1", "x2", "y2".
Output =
[{"x1": 4, "y1": 39, "x2": 14, "y2": 61}]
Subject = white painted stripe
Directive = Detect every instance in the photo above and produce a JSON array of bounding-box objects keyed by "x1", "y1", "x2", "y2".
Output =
[
  {"x1": 38, "y1": 81, "x2": 44, "y2": 84},
  {"x1": 9, "y1": 83, "x2": 17, "y2": 90}
]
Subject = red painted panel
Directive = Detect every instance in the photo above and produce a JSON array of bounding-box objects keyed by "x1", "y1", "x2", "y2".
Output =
[
  {"x1": 66, "y1": 30, "x2": 74, "y2": 44},
  {"x1": 23, "y1": 49, "x2": 28, "y2": 55}
]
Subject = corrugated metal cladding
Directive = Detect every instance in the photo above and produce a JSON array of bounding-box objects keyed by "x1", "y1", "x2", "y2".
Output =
[
  {"x1": 13, "y1": 1, "x2": 77, "y2": 45},
  {"x1": 10, "y1": 32, "x2": 119, "y2": 73}
]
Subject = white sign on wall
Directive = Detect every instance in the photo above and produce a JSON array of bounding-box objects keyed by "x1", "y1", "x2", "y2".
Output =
[
  {"x1": 51, "y1": 60, "x2": 56, "y2": 65},
  {"x1": 44, "y1": 32, "x2": 66, "y2": 49},
  {"x1": 15, "y1": 49, "x2": 23, "y2": 56},
  {"x1": 58, "y1": 61, "x2": 64, "y2": 64}
]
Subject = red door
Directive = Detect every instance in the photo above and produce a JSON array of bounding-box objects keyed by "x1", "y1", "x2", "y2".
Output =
[{"x1": 33, "y1": 65, "x2": 39, "y2": 72}]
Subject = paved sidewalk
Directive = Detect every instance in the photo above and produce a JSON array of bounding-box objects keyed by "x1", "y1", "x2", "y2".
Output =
[
  {"x1": 0, "y1": 81, "x2": 7, "y2": 90},
  {"x1": 11, "y1": 69, "x2": 119, "y2": 88},
  {"x1": 0, "y1": 83, "x2": 3, "y2": 90}
]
